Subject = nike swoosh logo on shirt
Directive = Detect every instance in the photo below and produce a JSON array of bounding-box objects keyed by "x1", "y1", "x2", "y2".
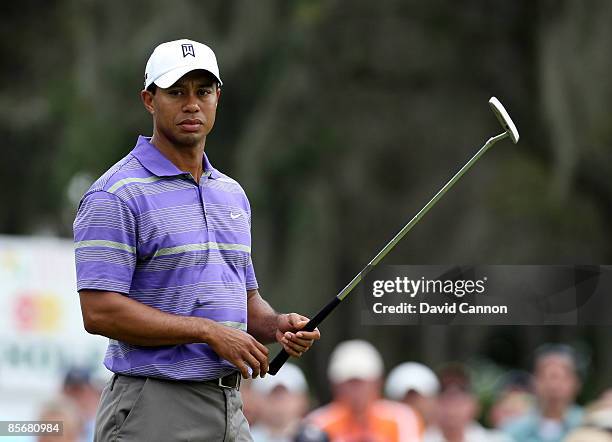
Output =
[{"x1": 230, "y1": 212, "x2": 242, "y2": 219}]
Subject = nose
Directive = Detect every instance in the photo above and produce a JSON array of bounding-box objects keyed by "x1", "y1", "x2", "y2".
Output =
[{"x1": 182, "y1": 94, "x2": 200, "y2": 113}]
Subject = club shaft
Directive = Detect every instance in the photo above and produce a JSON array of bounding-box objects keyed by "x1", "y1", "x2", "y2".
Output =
[
  {"x1": 337, "y1": 131, "x2": 508, "y2": 300},
  {"x1": 268, "y1": 131, "x2": 508, "y2": 375}
]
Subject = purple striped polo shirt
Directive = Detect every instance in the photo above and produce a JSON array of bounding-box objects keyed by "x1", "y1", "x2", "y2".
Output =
[{"x1": 73, "y1": 135, "x2": 258, "y2": 381}]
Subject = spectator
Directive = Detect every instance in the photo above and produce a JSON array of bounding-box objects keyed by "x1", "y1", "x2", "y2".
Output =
[
  {"x1": 37, "y1": 396, "x2": 81, "y2": 442},
  {"x1": 385, "y1": 362, "x2": 440, "y2": 435},
  {"x1": 502, "y1": 344, "x2": 583, "y2": 442},
  {"x1": 61, "y1": 367, "x2": 101, "y2": 442},
  {"x1": 240, "y1": 378, "x2": 265, "y2": 427},
  {"x1": 564, "y1": 389, "x2": 612, "y2": 442},
  {"x1": 489, "y1": 370, "x2": 534, "y2": 429},
  {"x1": 308, "y1": 340, "x2": 421, "y2": 442},
  {"x1": 564, "y1": 428, "x2": 612, "y2": 442},
  {"x1": 424, "y1": 364, "x2": 511, "y2": 442},
  {"x1": 250, "y1": 363, "x2": 311, "y2": 442},
  {"x1": 293, "y1": 424, "x2": 331, "y2": 442}
]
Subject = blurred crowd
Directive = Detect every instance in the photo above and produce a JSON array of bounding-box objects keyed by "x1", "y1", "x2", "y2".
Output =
[
  {"x1": 26, "y1": 341, "x2": 612, "y2": 442},
  {"x1": 244, "y1": 341, "x2": 612, "y2": 442},
  {"x1": 6, "y1": 368, "x2": 101, "y2": 442}
]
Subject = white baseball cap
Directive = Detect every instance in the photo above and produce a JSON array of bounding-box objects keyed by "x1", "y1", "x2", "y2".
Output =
[
  {"x1": 327, "y1": 340, "x2": 384, "y2": 384},
  {"x1": 144, "y1": 39, "x2": 222, "y2": 90},
  {"x1": 252, "y1": 363, "x2": 308, "y2": 395},
  {"x1": 385, "y1": 362, "x2": 440, "y2": 400}
]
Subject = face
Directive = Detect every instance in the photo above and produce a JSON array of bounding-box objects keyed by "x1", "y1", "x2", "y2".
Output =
[
  {"x1": 333, "y1": 378, "x2": 380, "y2": 414},
  {"x1": 403, "y1": 390, "x2": 438, "y2": 426},
  {"x1": 63, "y1": 383, "x2": 100, "y2": 416},
  {"x1": 260, "y1": 386, "x2": 308, "y2": 428},
  {"x1": 488, "y1": 390, "x2": 533, "y2": 428},
  {"x1": 534, "y1": 355, "x2": 580, "y2": 407},
  {"x1": 436, "y1": 390, "x2": 478, "y2": 434},
  {"x1": 141, "y1": 69, "x2": 220, "y2": 148}
]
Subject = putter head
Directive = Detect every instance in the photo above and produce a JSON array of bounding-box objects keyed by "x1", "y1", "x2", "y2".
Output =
[{"x1": 488, "y1": 97, "x2": 519, "y2": 144}]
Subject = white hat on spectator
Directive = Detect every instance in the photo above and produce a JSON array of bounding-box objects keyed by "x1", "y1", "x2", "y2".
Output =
[
  {"x1": 328, "y1": 340, "x2": 384, "y2": 384},
  {"x1": 385, "y1": 362, "x2": 440, "y2": 400}
]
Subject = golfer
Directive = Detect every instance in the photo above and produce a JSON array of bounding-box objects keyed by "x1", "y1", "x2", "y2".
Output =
[{"x1": 73, "y1": 38, "x2": 320, "y2": 441}]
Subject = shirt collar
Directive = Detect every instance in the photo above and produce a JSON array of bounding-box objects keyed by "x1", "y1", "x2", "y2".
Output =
[
  {"x1": 202, "y1": 151, "x2": 220, "y2": 179},
  {"x1": 131, "y1": 135, "x2": 220, "y2": 179}
]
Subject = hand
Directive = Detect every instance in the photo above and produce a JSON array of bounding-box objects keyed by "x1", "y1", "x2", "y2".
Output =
[
  {"x1": 207, "y1": 322, "x2": 269, "y2": 378},
  {"x1": 275, "y1": 313, "x2": 321, "y2": 358}
]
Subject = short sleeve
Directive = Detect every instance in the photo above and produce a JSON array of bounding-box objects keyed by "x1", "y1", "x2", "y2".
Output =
[
  {"x1": 244, "y1": 195, "x2": 258, "y2": 291},
  {"x1": 245, "y1": 255, "x2": 258, "y2": 290},
  {"x1": 73, "y1": 191, "x2": 137, "y2": 294}
]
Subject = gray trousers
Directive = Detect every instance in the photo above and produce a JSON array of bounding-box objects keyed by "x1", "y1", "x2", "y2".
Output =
[{"x1": 94, "y1": 374, "x2": 252, "y2": 442}]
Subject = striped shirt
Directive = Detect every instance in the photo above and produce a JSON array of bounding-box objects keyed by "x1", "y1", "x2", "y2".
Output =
[{"x1": 73, "y1": 135, "x2": 257, "y2": 381}]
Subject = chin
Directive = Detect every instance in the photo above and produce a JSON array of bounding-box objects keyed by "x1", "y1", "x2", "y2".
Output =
[{"x1": 174, "y1": 132, "x2": 205, "y2": 147}]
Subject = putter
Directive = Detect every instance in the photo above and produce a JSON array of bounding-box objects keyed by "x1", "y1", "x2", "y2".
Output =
[{"x1": 268, "y1": 97, "x2": 519, "y2": 375}]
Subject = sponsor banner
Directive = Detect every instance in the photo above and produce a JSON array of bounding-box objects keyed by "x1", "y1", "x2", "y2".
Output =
[
  {"x1": 0, "y1": 235, "x2": 109, "y2": 419},
  {"x1": 362, "y1": 265, "x2": 611, "y2": 325}
]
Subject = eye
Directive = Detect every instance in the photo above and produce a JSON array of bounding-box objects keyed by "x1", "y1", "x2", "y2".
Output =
[
  {"x1": 198, "y1": 88, "x2": 213, "y2": 96},
  {"x1": 168, "y1": 89, "x2": 183, "y2": 96}
]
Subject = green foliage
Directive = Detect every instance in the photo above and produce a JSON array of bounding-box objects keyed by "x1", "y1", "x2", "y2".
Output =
[{"x1": 3, "y1": 0, "x2": 612, "y2": 398}]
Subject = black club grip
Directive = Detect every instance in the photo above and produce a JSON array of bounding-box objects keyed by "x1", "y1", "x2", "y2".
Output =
[{"x1": 268, "y1": 296, "x2": 342, "y2": 375}]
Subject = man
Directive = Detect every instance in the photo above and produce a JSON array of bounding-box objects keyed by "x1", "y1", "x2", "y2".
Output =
[
  {"x1": 502, "y1": 345, "x2": 583, "y2": 442},
  {"x1": 37, "y1": 396, "x2": 81, "y2": 442},
  {"x1": 61, "y1": 367, "x2": 101, "y2": 442},
  {"x1": 385, "y1": 362, "x2": 440, "y2": 435},
  {"x1": 239, "y1": 379, "x2": 265, "y2": 428},
  {"x1": 488, "y1": 370, "x2": 533, "y2": 429},
  {"x1": 73, "y1": 38, "x2": 320, "y2": 441},
  {"x1": 307, "y1": 340, "x2": 421, "y2": 442},
  {"x1": 424, "y1": 364, "x2": 511, "y2": 442},
  {"x1": 565, "y1": 389, "x2": 612, "y2": 442},
  {"x1": 250, "y1": 363, "x2": 311, "y2": 442}
]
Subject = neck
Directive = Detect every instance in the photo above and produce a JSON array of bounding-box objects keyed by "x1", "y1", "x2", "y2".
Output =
[
  {"x1": 150, "y1": 130, "x2": 206, "y2": 181},
  {"x1": 441, "y1": 428, "x2": 464, "y2": 442},
  {"x1": 541, "y1": 402, "x2": 568, "y2": 420},
  {"x1": 266, "y1": 420, "x2": 300, "y2": 437}
]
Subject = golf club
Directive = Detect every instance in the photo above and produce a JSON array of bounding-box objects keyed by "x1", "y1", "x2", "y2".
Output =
[{"x1": 268, "y1": 97, "x2": 520, "y2": 375}]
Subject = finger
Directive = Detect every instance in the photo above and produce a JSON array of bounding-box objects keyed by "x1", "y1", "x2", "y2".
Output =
[
  {"x1": 295, "y1": 330, "x2": 320, "y2": 341},
  {"x1": 256, "y1": 346, "x2": 269, "y2": 377},
  {"x1": 288, "y1": 314, "x2": 309, "y2": 328},
  {"x1": 285, "y1": 332, "x2": 314, "y2": 348},
  {"x1": 253, "y1": 338, "x2": 269, "y2": 356},
  {"x1": 249, "y1": 341, "x2": 269, "y2": 377},
  {"x1": 260, "y1": 354, "x2": 269, "y2": 377},
  {"x1": 237, "y1": 361, "x2": 250, "y2": 379},
  {"x1": 244, "y1": 353, "x2": 261, "y2": 378},
  {"x1": 282, "y1": 334, "x2": 309, "y2": 353},
  {"x1": 281, "y1": 341, "x2": 303, "y2": 358},
  {"x1": 294, "y1": 318, "x2": 310, "y2": 329}
]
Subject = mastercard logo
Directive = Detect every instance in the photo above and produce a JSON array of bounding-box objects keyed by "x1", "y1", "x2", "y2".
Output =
[{"x1": 13, "y1": 292, "x2": 62, "y2": 332}]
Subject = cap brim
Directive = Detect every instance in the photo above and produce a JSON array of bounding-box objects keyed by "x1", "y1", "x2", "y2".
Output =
[{"x1": 153, "y1": 66, "x2": 223, "y2": 89}]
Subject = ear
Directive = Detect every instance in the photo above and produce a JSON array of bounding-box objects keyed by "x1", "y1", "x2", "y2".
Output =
[
  {"x1": 141, "y1": 89, "x2": 155, "y2": 115},
  {"x1": 215, "y1": 87, "x2": 221, "y2": 107}
]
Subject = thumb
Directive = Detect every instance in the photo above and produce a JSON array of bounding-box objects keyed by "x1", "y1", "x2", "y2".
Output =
[{"x1": 296, "y1": 318, "x2": 311, "y2": 329}]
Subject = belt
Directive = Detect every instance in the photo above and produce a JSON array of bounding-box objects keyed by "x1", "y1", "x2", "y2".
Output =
[
  {"x1": 206, "y1": 371, "x2": 241, "y2": 390},
  {"x1": 110, "y1": 372, "x2": 242, "y2": 390}
]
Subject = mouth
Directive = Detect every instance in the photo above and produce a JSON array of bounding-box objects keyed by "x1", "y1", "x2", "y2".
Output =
[{"x1": 178, "y1": 118, "x2": 203, "y2": 133}]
